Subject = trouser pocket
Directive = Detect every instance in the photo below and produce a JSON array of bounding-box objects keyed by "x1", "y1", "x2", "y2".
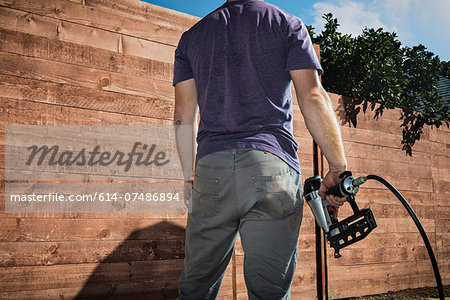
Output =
[
  {"x1": 252, "y1": 171, "x2": 300, "y2": 218},
  {"x1": 191, "y1": 174, "x2": 220, "y2": 218}
]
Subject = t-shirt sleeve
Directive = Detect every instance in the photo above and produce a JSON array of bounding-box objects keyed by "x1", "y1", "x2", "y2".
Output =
[
  {"x1": 285, "y1": 17, "x2": 323, "y2": 76},
  {"x1": 173, "y1": 34, "x2": 194, "y2": 86}
]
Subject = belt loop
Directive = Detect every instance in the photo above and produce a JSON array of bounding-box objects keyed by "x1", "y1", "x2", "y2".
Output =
[{"x1": 231, "y1": 148, "x2": 237, "y2": 171}]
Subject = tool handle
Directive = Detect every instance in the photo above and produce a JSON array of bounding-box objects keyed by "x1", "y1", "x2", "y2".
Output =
[
  {"x1": 304, "y1": 175, "x2": 322, "y2": 194},
  {"x1": 326, "y1": 171, "x2": 353, "y2": 197},
  {"x1": 326, "y1": 183, "x2": 345, "y2": 197}
]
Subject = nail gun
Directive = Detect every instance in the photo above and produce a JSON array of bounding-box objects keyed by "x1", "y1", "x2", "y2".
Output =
[{"x1": 303, "y1": 171, "x2": 377, "y2": 258}]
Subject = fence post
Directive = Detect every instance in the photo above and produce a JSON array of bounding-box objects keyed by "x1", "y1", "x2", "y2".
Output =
[
  {"x1": 313, "y1": 141, "x2": 328, "y2": 300},
  {"x1": 312, "y1": 43, "x2": 328, "y2": 300}
]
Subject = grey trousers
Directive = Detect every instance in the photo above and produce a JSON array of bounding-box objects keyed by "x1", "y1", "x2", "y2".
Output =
[{"x1": 178, "y1": 149, "x2": 303, "y2": 300}]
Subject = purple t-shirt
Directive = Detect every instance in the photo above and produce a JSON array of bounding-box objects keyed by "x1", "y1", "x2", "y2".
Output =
[{"x1": 173, "y1": 0, "x2": 322, "y2": 173}]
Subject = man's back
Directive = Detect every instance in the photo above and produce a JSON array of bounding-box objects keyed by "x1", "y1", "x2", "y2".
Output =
[
  {"x1": 173, "y1": 0, "x2": 322, "y2": 172},
  {"x1": 173, "y1": 1, "x2": 347, "y2": 299}
]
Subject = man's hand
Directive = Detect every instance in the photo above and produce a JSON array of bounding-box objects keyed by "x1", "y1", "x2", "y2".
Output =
[
  {"x1": 318, "y1": 171, "x2": 347, "y2": 208},
  {"x1": 183, "y1": 179, "x2": 193, "y2": 208}
]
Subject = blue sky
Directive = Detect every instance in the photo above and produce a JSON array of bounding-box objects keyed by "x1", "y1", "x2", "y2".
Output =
[{"x1": 142, "y1": 0, "x2": 449, "y2": 61}]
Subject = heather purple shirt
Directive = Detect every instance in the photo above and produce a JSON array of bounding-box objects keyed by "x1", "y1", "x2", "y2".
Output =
[{"x1": 173, "y1": 0, "x2": 323, "y2": 173}]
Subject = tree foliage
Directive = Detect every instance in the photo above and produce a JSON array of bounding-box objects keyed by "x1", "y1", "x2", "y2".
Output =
[{"x1": 308, "y1": 13, "x2": 449, "y2": 155}]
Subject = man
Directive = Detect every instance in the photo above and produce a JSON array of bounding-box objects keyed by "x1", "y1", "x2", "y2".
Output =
[{"x1": 173, "y1": 0, "x2": 347, "y2": 299}]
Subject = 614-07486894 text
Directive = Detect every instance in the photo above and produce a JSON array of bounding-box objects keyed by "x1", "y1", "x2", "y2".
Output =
[{"x1": 97, "y1": 192, "x2": 180, "y2": 202}]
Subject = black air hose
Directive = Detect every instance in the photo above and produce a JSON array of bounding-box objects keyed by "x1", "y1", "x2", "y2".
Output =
[{"x1": 366, "y1": 174, "x2": 444, "y2": 300}]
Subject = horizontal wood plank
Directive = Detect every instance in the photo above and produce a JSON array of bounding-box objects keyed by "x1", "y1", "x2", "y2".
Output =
[
  {"x1": 0, "y1": 74, "x2": 174, "y2": 120},
  {"x1": 0, "y1": 6, "x2": 175, "y2": 62},
  {"x1": 328, "y1": 273, "x2": 436, "y2": 299},
  {"x1": 340, "y1": 125, "x2": 431, "y2": 153},
  {"x1": 0, "y1": 239, "x2": 185, "y2": 267},
  {"x1": 0, "y1": 259, "x2": 184, "y2": 293},
  {"x1": 0, "y1": 51, "x2": 174, "y2": 99},
  {"x1": 0, "y1": 217, "x2": 187, "y2": 242},
  {"x1": 327, "y1": 260, "x2": 435, "y2": 283},
  {"x1": 0, "y1": 97, "x2": 170, "y2": 126},
  {"x1": 0, "y1": 0, "x2": 198, "y2": 46},
  {"x1": 0, "y1": 28, "x2": 174, "y2": 82}
]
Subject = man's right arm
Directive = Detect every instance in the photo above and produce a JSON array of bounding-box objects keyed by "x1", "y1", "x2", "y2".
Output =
[{"x1": 290, "y1": 69, "x2": 347, "y2": 207}]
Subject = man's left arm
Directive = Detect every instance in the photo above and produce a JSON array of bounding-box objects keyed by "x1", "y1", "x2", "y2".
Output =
[{"x1": 174, "y1": 78, "x2": 198, "y2": 199}]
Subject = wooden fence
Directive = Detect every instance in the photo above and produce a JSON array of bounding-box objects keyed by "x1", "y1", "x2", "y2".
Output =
[{"x1": 0, "y1": 0, "x2": 448, "y2": 299}]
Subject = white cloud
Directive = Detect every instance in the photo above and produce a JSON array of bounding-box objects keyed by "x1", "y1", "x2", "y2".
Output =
[
  {"x1": 312, "y1": 0, "x2": 386, "y2": 37},
  {"x1": 311, "y1": 0, "x2": 450, "y2": 60}
]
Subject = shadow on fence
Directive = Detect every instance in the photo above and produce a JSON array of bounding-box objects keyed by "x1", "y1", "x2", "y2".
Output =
[{"x1": 76, "y1": 220, "x2": 185, "y2": 300}]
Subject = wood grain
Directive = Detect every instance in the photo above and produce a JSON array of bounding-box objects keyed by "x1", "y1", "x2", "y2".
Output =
[
  {"x1": 0, "y1": 97, "x2": 170, "y2": 126},
  {"x1": 0, "y1": 0, "x2": 198, "y2": 46},
  {"x1": 0, "y1": 28, "x2": 174, "y2": 82},
  {"x1": 0, "y1": 74, "x2": 174, "y2": 120},
  {"x1": 0, "y1": 0, "x2": 449, "y2": 298},
  {"x1": 0, "y1": 51, "x2": 174, "y2": 99},
  {"x1": 0, "y1": 6, "x2": 175, "y2": 62}
]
